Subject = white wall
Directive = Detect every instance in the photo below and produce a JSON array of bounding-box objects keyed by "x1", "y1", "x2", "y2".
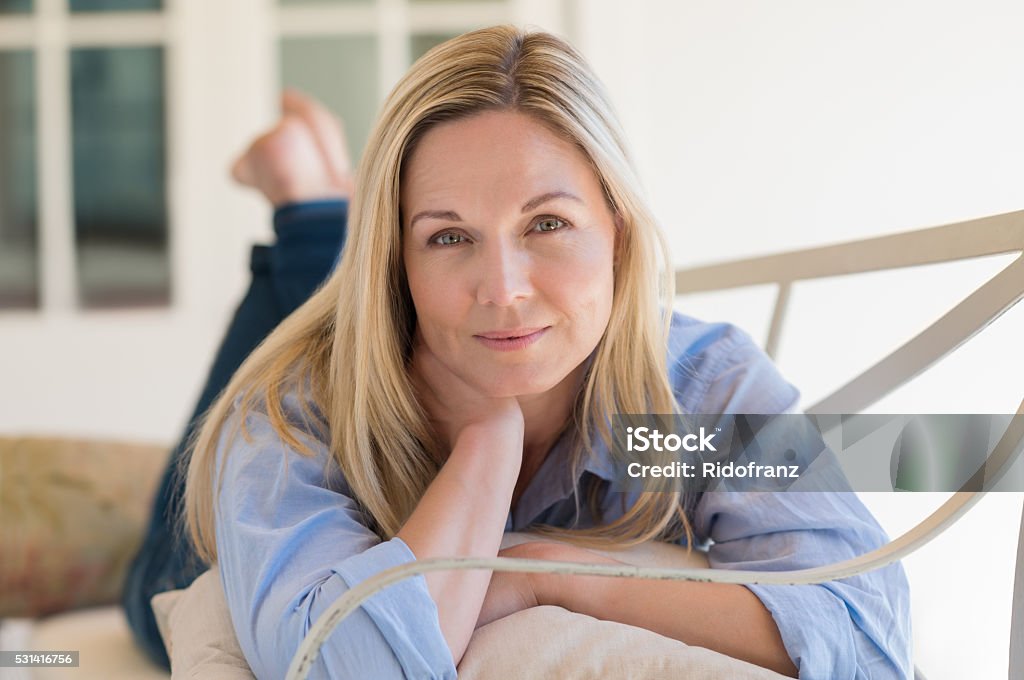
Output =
[{"x1": 574, "y1": 2, "x2": 1024, "y2": 677}]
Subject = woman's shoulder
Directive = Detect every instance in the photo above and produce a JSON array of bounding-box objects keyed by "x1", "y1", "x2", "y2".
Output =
[
  {"x1": 666, "y1": 310, "x2": 800, "y2": 414},
  {"x1": 215, "y1": 387, "x2": 344, "y2": 497}
]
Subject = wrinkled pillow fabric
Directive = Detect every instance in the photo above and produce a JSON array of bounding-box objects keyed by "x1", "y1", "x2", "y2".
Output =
[
  {"x1": 459, "y1": 605, "x2": 789, "y2": 680},
  {"x1": 156, "y1": 533, "x2": 790, "y2": 679},
  {"x1": 460, "y1": 535, "x2": 787, "y2": 678},
  {"x1": 152, "y1": 570, "x2": 255, "y2": 680}
]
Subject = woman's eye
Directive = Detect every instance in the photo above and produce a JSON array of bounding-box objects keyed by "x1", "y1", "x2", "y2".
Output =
[
  {"x1": 534, "y1": 216, "x2": 567, "y2": 233},
  {"x1": 431, "y1": 232, "x2": 465, "y2": 246}
]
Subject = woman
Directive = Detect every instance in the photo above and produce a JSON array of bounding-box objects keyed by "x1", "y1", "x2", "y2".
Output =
[{"x1": 181, "y1": 26, "x2": 910, "y2": 679}]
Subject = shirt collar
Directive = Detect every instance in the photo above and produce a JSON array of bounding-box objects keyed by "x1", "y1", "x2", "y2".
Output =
[{"x1": 511, "y1": 423, "x2": 619, "y2": 528}]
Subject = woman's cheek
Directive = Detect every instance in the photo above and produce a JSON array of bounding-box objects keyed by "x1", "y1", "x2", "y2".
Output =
[
  {"x1": 542, "y1": 259, "x2": 613, "y2": 347},
  {"x1": 549, "y1": 238, "x2": 615, "y2": 310},
  {"x1": 408, "y1": 267, "x2": 471, "y2": 339}
]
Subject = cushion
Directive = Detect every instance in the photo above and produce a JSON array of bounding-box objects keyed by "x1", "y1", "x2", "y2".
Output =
[
  {"x1": 152, "y1": 573, "x2": 254, "y2": 680},
  {"x1": 154, "y1": 533, "x2": 790, "y2": 679},
  {"x1": 0, "y1": 437, "x2": 168, "y2": 617},
  {"x1": 459, "y1": 536, "x2": 787, "y2": 679},
  {"x1": 459, "y1": 606, "x2": 788, "y2": 679}
]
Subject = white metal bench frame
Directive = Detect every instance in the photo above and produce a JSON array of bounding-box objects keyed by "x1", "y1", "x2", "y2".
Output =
[{"x1": 286, "y1": 209, "x2": 1024, "y2": 680}]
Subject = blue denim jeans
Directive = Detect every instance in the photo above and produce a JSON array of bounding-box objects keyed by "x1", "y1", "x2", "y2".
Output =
[{"x1": 121, "y1": 201, "x2": 347, "y2": 670}]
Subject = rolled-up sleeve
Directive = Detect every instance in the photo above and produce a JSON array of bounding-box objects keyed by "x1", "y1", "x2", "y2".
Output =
[
  {"x1": 693, "y1": 490, "x2": 911, "y2": 679},
  {"x1": 673, "y1": 316, "x2": 912, "y2": 679},
  {"x1": 213, "y1": 404, "x2": 456, "y2": 680}
]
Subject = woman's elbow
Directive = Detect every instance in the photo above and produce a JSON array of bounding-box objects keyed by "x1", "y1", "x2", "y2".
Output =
[{"x1": 246, "y1": 577, "x2": 456, "y2": 680}]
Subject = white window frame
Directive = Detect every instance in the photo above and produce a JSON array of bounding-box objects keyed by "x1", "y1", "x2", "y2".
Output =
[
  {"x1": 0, "y1": 0, "x2": 173, "y2": 314},
  {"x1": 0, "y1": 0, "x2": 570, "y2": 318}
]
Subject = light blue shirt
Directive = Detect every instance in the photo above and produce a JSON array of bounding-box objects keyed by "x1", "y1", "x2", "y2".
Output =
[{"x1": 213, "y1": 312, "x2": 912, "y2": 679}]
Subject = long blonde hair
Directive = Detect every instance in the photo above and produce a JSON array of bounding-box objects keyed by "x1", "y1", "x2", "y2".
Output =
[{"x1": 183, "y1": 25, "x2": 691, "y2": 564}]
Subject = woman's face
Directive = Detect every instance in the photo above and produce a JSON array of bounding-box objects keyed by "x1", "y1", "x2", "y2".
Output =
[{"x1": 401, "y1": 109, "x2": 618, "y2": 398}]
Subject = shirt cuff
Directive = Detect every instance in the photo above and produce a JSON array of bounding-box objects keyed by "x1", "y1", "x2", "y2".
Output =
[
  {"x1": 744, "y1": 583, "x2": 858, "y2": 680},
  {"x1": 333, "y1": 537, "x2": 456, "y2": 678}
]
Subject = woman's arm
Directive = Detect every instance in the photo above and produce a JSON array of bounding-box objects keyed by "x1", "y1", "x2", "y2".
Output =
[
  {"x1": 519, "y1": 542, "x2": 798, "y2": 677},
  {"x1": 649, "y1": 317, "x2": 910, "y2": 678},
  {"x1": 215, "y1": 402, "x2": 459, "y2": 679},
  {"x1": 397, "y1": 421, "x2": 523, "y2": 662},
  {"x1": 397, "y1": 333, "x2": 526, "y2": 665}
]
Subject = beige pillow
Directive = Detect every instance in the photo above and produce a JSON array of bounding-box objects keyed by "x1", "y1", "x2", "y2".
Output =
[
  {"x1": 460, "y1": 536, "x2": 788, "y2": 679},
  {"x1": 151, "y1": 571, "x2": 255, "y2": 679},
  {"x1": 0, "y1": 436, "x2": 167, "y2": 617},
  {"x1": 460, "y1": 606, "x2": 788, "y2": 680},
  {"x1": 154, "y1": 534, "x2": 789, "y2": 679}
]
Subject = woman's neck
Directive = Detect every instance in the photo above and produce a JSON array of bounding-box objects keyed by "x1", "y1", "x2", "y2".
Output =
[{"x1": 511, "y1": 364, "x2": 586, "y2": 506}]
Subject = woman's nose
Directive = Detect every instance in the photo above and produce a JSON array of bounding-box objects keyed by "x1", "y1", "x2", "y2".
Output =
[{"x1": 475, "y1": 241, "x2": 533, "y2": 307}]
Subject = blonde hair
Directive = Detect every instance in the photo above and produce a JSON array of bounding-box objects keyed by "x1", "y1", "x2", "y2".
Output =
[{"x1": 183, "y1": 24, "x2": 691, "y2": 565}]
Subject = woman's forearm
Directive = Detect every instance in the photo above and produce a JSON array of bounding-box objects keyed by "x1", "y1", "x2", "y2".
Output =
[
  {"x1": 396, "y1": 419, "x2": 523, "y2": 665},
  {"x1": 534, "y1": 546, "x2": 798, "y2": 678}
]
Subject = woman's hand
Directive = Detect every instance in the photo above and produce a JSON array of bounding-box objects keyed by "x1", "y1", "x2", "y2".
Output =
[
  {"x1": 476, "y1": 569, "x2": 538, "y2": 628},
  {"x1": 408, "y1": 328, "x2": 524, "y2": 450},
  {"x1": 484, "y1": 540, "x2": 799, "y2": 676},
  {"x1": 476, "y1": 542, "x2": 551, "y2": 628},
  {"x1": 476, "y1": 541, "x2": 624, "y2": 627}
]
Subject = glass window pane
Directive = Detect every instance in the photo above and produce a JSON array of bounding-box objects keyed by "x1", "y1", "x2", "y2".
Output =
[
  {"x1": 71, "y1": 46, "x2": 168, "y2": 308},
  {"x1": 70, "y1": 0, "x2": 161, "y2": 11},
  {"x1": 0, "y1": 51, "x2": 38, "y2": 309},
  {"x1": 0, "y1": 0, "x2": 32, "y2": 13},
  {"x1": 281, "y1": 36, "x2": 378, "y2": 162},
  {"x1": 410, "y1": 33, "x2": 459, "y2": 63}
]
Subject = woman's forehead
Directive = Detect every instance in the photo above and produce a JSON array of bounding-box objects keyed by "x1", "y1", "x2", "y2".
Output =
[{"x1": 400, "y1": 110, "x2": 605, "y2": 213}]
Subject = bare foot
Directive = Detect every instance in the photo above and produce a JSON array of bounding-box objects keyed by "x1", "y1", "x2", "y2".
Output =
[
  {"x1": 282, "y1": 89, "x2": 355, "y2": 194},
  {"x1": 231, "y1": 90, "x2": 355, "y2": 207}
]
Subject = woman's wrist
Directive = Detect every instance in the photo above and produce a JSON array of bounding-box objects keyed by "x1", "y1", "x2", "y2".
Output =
[
  {"x1": 443, "y1": 419, "x2": 525, "y2": 501},
  {"x1": 523, "y1": 543, "x2": 625, "y2": 610},
  {"x1": 451, "y1": 408, "x2": 525, "y2": 456}
]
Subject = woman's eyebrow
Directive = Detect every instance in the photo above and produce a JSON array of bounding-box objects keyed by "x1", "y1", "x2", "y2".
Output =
[
  {"x1": 409, "y1": 209, "x2": 461, "y2": 230},
  {"x1": 520, "y1": 190, "x2": 583, "y2": 212},
  {"x1": 408, "y1": 190, "x2": 583, "y2": 230}
]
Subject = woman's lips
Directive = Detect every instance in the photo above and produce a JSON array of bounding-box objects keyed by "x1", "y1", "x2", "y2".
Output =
[{"x1": 474, "y1": 327, "x2": 549, "y2": 351}]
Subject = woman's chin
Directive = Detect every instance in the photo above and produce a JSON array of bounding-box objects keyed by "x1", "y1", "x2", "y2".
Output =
[
  {"x1": 481, "y1": 383, "x2": 549, "y2": 399},
  {"x1": 473, "y1": 373, "x2": 565, "y2": 399}
]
